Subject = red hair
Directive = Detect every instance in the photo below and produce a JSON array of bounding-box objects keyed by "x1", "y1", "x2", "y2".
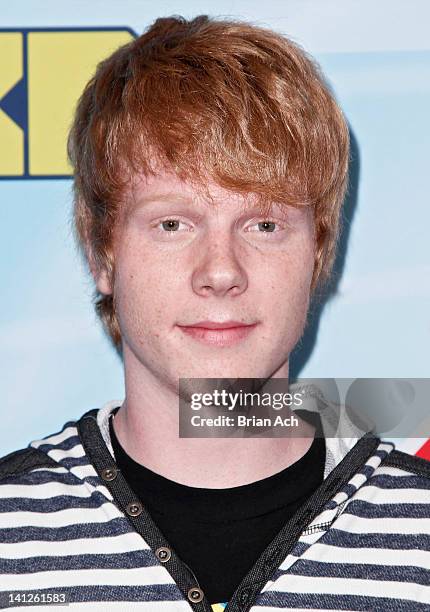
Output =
[{"x1": 67, "y1": 15, "x2": 350, "y2": 352}]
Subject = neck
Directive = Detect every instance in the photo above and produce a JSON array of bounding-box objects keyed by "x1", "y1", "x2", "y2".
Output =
[{"x1": 113, "y1": 347, "x2": 316, "y2": 488}]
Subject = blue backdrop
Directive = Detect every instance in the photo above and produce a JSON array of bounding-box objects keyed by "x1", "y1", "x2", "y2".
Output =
[{"x1": 1, "y1": 0, "x2": 429, "y2": 456}]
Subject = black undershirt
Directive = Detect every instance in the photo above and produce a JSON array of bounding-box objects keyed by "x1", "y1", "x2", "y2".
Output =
[{"x1": 108, "y1": 410, "x2": 325, "y2": 604}]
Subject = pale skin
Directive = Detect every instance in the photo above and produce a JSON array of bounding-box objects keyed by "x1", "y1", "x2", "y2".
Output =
[{"x1": 93, "y1": 169, "x2": 317, "y2": 488}]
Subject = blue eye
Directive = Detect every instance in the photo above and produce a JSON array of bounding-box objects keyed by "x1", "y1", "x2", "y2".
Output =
[
  {"x1": 258, "y1": 221, "x2": 277, "y2": 232},
  {"x1": 248, "y1": 219, "x2": 281, "y2": 233}
]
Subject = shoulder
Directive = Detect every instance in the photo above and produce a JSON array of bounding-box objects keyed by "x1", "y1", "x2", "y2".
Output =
[
  {"x1": 0, "y1": 447, "x2": 58, "y2": 482},
  {"x1": 0, "y1": 413, "x2": 101, "y2": 522},
  {"x1": 0, "y1": 446, "x2": 71, "y2": 519},
  {"x1": 0, "y1": 409, "x2": 96, "y2": 490},
  {"x1": 366, "y1": 447, "x2": 430, "y2": 503},
  {"x1": 380, "y1": 448, "x2": 430, "y2": 479}
]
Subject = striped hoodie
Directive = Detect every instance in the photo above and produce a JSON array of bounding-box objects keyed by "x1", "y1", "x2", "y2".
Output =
[{"x1": 0, "y1": 398, "x2": 430, "y2": 611}]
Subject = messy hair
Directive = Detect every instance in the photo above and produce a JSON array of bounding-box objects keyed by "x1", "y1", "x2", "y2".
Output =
[{"x1": 67, "y1": 14, "x2": 350, "y2": 353}]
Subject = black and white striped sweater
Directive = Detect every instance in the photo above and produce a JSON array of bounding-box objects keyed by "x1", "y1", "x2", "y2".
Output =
[{"x1": 0, "y1": 399, "x2": 429, "y2": 611}]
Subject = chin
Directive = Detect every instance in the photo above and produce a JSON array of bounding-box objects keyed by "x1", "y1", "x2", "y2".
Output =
[{"x1": 177, "y1": 360, "x2": 274, "y2": 381}]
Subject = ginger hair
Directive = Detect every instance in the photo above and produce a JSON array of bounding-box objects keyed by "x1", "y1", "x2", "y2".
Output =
[{"x1": 67, "y1": 15, "x2": 350, "y2": 353}]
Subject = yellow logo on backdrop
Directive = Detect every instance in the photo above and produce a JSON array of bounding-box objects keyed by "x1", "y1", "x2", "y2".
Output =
[{"x1": 0, "y1": 28, "x2": 135, "y2": 179}]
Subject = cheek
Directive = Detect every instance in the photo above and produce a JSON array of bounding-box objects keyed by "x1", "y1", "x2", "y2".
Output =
[
  {"x1": 264, "y1": 240, "x2": 314, "y2": 325},
  {"x1": 113, "y1": 244, "x2": 184, "y2": 331}
]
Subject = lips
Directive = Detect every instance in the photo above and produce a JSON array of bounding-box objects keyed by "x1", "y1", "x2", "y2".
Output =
[
  {"x1": 182, "y1": 320, "x2": 254, "y2": 329},
  {"x1": 177, "y1": 321, "x2": 258, "y2": 347}
]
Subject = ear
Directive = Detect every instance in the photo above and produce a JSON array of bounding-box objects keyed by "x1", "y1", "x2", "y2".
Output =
[
  {"x1": 94, "y1": 267, "x2": 113, "y2": 296},
  {"x1": 86, "y1": 246, "x2": 113, "y2": 296}
]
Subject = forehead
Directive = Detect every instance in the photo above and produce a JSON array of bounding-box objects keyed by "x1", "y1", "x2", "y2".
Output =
[{"x1": 126, "y1": 169, "x2": 260, "y2": 213}]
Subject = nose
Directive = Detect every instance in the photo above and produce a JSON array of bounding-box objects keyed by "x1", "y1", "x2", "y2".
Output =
[{"x1": 191, "y1": 230, "x2": 248, "y2": 298}]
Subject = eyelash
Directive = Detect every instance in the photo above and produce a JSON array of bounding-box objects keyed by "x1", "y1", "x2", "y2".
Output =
[{"x1": 153, "y1": 217, "x2": 286, "y2": 235}]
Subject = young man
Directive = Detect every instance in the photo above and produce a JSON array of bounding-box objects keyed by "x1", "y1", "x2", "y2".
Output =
[{"x1": 0, "y1": 15, "x2": 429, "y2": 612}]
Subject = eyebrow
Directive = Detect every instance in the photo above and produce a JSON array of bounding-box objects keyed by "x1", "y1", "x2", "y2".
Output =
[
  {"x1": 128, "y1": 190, "x2": 290, "y2": 217},
  {"x1": 128, "y1": 191, "x2": 263, "y2": 220},
  {"x1": 132, "y1": 193, "x2": 195, "y2": 209}
]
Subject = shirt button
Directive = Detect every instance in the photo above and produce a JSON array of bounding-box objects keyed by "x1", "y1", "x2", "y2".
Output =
[
  {"x1": 187, "y1": 587, "x2": 204, "y2": 603},
  {"x1": 101, "y1": 467, "x2": 118, "y2": 481},
  {"x1": 155, "y1": 547, "x2": 171, "y2": 562},
  {"x1": 126, "y1": 501, "x2": 143, "y2": 517}
]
